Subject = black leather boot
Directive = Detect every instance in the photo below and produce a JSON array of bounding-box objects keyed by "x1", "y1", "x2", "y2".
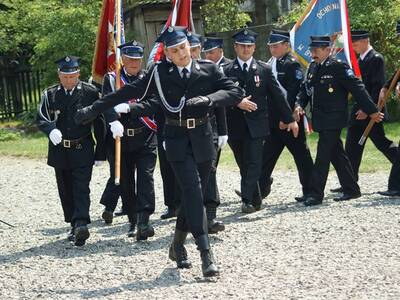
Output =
[
  {"x1": 168, "y1": 229, "x2": 191, "y2": 268},
  {"x1": 196, "y1": 234, "x2": 219, "y2": 277},
  {"x1": 74, "y1": 220, "x2": 89, "y2": 246},
  {"x1": 206, "y1": 208, "x2": 225, "y2": 234},
  {"x1": 136, "y1": 212, "x2": 155, "y2": 241}
]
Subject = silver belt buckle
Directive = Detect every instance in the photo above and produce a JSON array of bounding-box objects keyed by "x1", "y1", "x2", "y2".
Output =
[
  {"x1": 63, "y1": 140, "x2": 71, "y2": 148},
  {"x1": 186, "y1": 118, "x2": 195, "y2": 129},
  {"x1": 127, "y1": 129, "x2": 134, "y2": 136}
]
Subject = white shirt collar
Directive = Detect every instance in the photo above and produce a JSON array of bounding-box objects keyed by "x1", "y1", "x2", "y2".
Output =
[
  {"x1": 237, "y1": 57, "x2": 253, "y2": 70},
  {"x1": 360, "y1": 46, "x2": 373, "y2": 61},
  {"x1": 177, "y1": 59, "x2": 193, "y2": 75}
]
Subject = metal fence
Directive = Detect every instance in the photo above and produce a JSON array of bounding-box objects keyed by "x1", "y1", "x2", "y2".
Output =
[{"x1": 0, "y1": 65, "x2": 44, "y2": 120}]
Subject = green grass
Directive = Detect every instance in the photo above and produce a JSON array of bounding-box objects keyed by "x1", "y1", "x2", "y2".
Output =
[{"x1": 0, "y1": 121, "x2": 399, "y2": 172}]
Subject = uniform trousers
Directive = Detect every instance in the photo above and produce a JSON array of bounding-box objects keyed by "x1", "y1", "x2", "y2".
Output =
[
  {"x1": 121, "y1": 144, "x2": 157, "y2": 224},
  {"x1": 345, "y1": 122, "x2": 398, "y2": 181},
  {"x1": 312, "y1": 129, "x2": 359, "y2": 200},
  {"x1": 55, "y1": 165, "x2": 93, "y2": 225},
  {"x1": 229, "y1": 136, "x2": 264, "y2": 206},
  {"x1": 260, "y1": 122, "x2": 313, "y2": 196},
  {"x1": 170, "y1": 151, "x2": 211, "y2": 238}
]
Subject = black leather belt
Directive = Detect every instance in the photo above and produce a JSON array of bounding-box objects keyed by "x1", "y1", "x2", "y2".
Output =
[
  {"x1": 62, "y1": 133, "x2": 91, "y2": 149},
  {"x1": 165, "y1": 116, "x2": 208, "y2": 129},
  {"x1": 124, "y1": 126, "x2": 145, "y2": 137}
]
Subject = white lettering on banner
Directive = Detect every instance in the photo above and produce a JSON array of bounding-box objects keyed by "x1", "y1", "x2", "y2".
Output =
[{"x1": 316, "y1": 3, "x2": 340, "y2": 19}]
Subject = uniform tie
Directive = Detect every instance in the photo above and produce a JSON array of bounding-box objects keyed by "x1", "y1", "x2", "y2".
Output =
[
  {"x1": 181, "y1": 68, "x2": 190, "y2": 84},
  {"x1": 242, "y1": 62, "x2": 248, "y2": 75}
]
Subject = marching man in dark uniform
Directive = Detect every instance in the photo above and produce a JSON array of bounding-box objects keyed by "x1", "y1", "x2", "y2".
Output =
[
  {"x1": 330, "y1": 30, "x2": 398, "y2": 193},
  {"x1": 378, "y1": 20, "x2": 400, "y2": 197},
  {"x1": 36, "y1": 56, "x2": 106, "y2": 246},
  {"x1": 74, "y1": 26, "x2": 243, "y2": 277},
  {"x1": 294, "y1": 36, "x2": 384, "y2": 206},
  {"x1": 260, "y1": 29, "x2": 314, "y2": 202},
  {"x1": 102, "y1": 41, "x2": 158, "y2": 240},
  {"x1": 223, "y1": 28, "x2": 299, "y2": 213},
  {"x1": 194, "y1": 36, "x2": 230, "y2": 234},
  {"x1": 187, "y1": 31, "x2": 202, "y2": 59}
]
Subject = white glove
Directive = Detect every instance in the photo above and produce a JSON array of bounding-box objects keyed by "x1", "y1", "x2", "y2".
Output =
[
  {"x1": 109, "y1": 121, "x2": 124, "y2": 139},
  {"x1": 49, "y1": 129, "x2": 62, "y2": 146},
  {"x1": 94, "y1": 161, "x2": 103, "y2": 167},
  {"x1": 162, "y1": 141, "x2": 166, "y2": 151},
  {"x1": 114, "y1": 103, "x2": 130, "y2": 114},
  {"x1": 218, "y1": 135, "x2": 228, "y2": 149}
]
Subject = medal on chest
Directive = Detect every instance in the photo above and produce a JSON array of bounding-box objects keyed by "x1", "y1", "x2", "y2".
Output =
[{"x1": 254, "y1": 75, "x2": 260, "y2": 87}]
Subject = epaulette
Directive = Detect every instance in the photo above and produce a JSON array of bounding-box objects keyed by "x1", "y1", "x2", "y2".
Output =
[
  {"x1": 197, "y1": 59, "x2": 214, "y2": 64},
  {"x1": 82, "y1": 81, "x2": 98, "y2": 91}
]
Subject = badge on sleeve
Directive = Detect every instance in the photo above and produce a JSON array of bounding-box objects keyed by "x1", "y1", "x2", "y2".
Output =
[{"x1": 295, "y1": 69, "x2": 303, "y2": 80}]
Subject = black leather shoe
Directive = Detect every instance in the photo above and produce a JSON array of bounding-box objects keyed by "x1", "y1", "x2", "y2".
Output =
[
  {"x1": 378, "y1": 190, "x2": 400, "y2": 197},
  {"x1": 67, "y1": 226, "x2": 75, "y2": 242},
  {"x1": 102, "y1": 209, "x2": 113, "y2": 224},
  {"x1": 241, "y1": 202, "x2": 256, "y2": 214},
  {"x1": 208, "y1": 219, "x2": 225, "y2": 234},
  {"x1": 114, "y1": 209, "x2": 128, "y2": 217},
  {"x1": 200, "y1": 250, "x2": 219, "y2": 277},
  {"x1": 295, "y1": 195, "x2": 307, "y2": 202},
  {"x1": 304, "y1": 197, "x2": 323, "y2": 206},
  {"x1": 333, "y1": 192, "x2": 361, "y2": 202},
  {"x1": 136, "y1": 223, "x2": 155, "y2": 241},
  {"x1": 127, "y1": 223, "x2": 136, "y2": 238},
  {"x1": 74, "y1": 224, "x2": 90, "y2": 246},
  {"x1": 160, "y1": 207, "x2": 177, "y2": 220},
  {"x1": 234, "y1": 189, "x2": 241, "y2": 197},
  {"x1": 330, "y1": 187, "x2": 343, "y2": 193},
  {"x1": 169, "y1": 229, "x2": 191, "y2": 268}
]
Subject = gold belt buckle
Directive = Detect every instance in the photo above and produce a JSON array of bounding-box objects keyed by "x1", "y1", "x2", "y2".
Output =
[
  {"x1": 63, "y1": 140, "x2": 71, "y2": 148},
  {"x1": 186, "y1": 118, "x2": 195, "y2": 129},
  {"x1": 127, "y1": 129, "x2": 134, "y2": 136}
]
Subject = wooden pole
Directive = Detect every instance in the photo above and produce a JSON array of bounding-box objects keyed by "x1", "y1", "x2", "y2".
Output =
[
  {"x1": 358, "y1": 68, "x2": 400, "y2": 145},
  {"x1": 114, "y1": 0, "x2": 122, "y2": 185}
]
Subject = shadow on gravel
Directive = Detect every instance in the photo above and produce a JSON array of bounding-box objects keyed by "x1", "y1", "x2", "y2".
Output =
[
  {"x1": 351, "y1": 194, "x2": 400, "y2": 208},
  {"x1": 218, "y1": 200, "x2": 331, "y2": 226},
  {"x1": 37, "y1": 267, "x2": 204, "y2": 298},
  {"x1": 0, "y1": 233, "x2": 174, "y2": 265}
]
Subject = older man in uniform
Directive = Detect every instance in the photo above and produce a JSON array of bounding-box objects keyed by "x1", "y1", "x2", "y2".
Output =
[
  {"x1": 101, "y1": 41, "x2": 158, "y2": 240},
  {"x1": 36, "y1": 56, "x2": 107, "y2": 246},
  {"x1": 223, "y1": 28, "x2": 299, "y2": 213},
  {"x1": 378, "y1": 20, "x2": 400, "y2": 197},
  {"x1": 259, "y1": 29, "x2": 314, "y2": 202},
  {"x1": 74, "y1": 26, "x2": 243, "y2": 277},
  {"x1": 330, "y1": 30, "x2": 398, "y2": 193},
  {"x1": 295, "y1": 36, "x2": 383, "y2": 206}
]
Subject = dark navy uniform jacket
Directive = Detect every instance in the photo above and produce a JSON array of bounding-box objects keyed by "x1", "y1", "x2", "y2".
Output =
[
  {"x1": 350, "y1": 48, "x2": 386, "y2": 125},
  {"x1": 102, "y1": 69, "x2": 157, "y2": 152},
  {"x1": 37, "y1": 81, "x2": 105, "y2": 169},
  {"x1": 267, "y1": 52, "x2": 304, "y2": 128},
  {"x1": 86, "y1": 59, "x2": 243, "y2": 163},
  {"x1": 297, "y1": 57, "x2": 378, "y2": 132},
  {"x1": 222, "y1": 58, "x2": 294, "y2": 139}
]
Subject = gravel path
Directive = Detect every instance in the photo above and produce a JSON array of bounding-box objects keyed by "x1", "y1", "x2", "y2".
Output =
[{"x1": 0, "y1": 156, "x2": 399, "y2": 299}]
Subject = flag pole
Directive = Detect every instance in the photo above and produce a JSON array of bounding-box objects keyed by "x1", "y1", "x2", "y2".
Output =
[
  {"x1": 114, "y1": 0, "x2": 122, "y2": 186},
  {"x1": 358, "y1": 68, "x2": 400, "y2": 145}
]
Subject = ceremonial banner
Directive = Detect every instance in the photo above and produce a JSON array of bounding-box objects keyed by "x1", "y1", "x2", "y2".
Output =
[
  {"x1": 290, "y1": 0, "x2": 360, "y2": 76},
  {"x1": 147, "y1": 0, "x2": 194, "y2": 65},
  {"x1": 91, "y1": 0, "x2": 125, "y2": 84}
]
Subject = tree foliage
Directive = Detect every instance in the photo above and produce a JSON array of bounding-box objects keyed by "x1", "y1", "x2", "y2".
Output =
[
  {"x1": 201, "y1": 0, "x2": 251, "y2": 34},
  {"x1": 0, "y1": 0, "x2": 101, "y2": 85},
  {"x1": 278, "y1": 0, "x2": 400, "y2": 74}
]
